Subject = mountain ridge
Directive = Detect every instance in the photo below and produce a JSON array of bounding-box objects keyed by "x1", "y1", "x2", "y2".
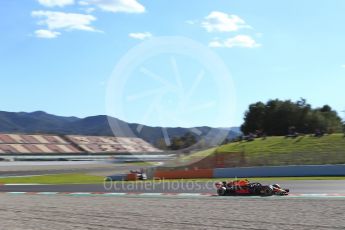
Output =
[{"x1": 0, "y1": 110, "x2": 241, "y2": 145}]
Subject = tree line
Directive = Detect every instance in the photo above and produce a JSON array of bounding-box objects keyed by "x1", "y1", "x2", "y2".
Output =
[
  {"x1": 155, "y1": 99, "x2": 344, "y2": 150},
  {"x1": 241, "y1": 98, "x2": 343, "y2": 136},
  {"x1": 156, "y1": 132, "x2": 197, "y2": 150}
]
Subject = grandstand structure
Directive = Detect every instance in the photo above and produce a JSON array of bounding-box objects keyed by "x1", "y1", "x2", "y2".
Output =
[
  {"x1": 66, "y1": 135, "x2": 161, "y2": 153},
  {"x1": 0, "y1": 133, "x2": 161, "y2": 154},
  {"x1": 0, "y1": 134, "x2": 81, "y2": 154}
]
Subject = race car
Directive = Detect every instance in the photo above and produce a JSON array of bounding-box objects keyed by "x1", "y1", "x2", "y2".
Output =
[
  {"x1": 215, "y1": 179, "x2": 289, "y2": 196},
  {"x1": 130, "y1": 169, "x2": 147, "y2": 180}
]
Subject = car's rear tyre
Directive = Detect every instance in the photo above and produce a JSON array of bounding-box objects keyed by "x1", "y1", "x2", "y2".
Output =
[{"x1": 217, "y1": 187, "x2": 227, "y2": 196}]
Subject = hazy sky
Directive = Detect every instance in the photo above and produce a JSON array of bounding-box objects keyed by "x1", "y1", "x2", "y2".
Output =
[{"x1": 1, "y1": 0, "x2": 345, "y2": 127}]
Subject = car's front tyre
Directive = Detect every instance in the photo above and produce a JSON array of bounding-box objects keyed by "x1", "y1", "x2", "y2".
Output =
[{"x1": 260, "y1": 186, "x2": 273, "y2": 196}]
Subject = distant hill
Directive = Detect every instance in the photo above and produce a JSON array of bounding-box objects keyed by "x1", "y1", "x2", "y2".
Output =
[{"x1": 0, "y1": 111, "x2": 241, "y2": 146}]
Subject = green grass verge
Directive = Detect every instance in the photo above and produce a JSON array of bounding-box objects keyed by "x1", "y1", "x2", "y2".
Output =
[
  {"x1": 124, "y1": 162, "x2": 157, "y2": 166},
  {"x1": 180, "y1": 148, "x2": 217, "y2": 161},
  {"x1": 217, "y1": 134, "x2": 345, "y2": 155},
  {"x1": 0, "y1": 174, "x2": 344, "y2": 185},
  {"x1": 182, "y1": 134, "x2": 345, "y2": 166},
  {"x1": 0, "y1": 173, "x2": 105, "y2": 184}
]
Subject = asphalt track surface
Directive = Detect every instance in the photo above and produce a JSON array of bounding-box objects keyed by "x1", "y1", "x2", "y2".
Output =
[
  {"x1": 0, "y1": 163, "x2": 144, "y2": 177},
  {"x1": 0, "y1": 166, "x2": 140, "y2": 177},
  {"x1": 1, "y1": 180, "x2": 345, "y2": 194},
  {"x1": 1, "y1": 194, "x2": 345, "y2": 230},
  {"x1": 1, "y1": 180, "x2": 345, "y2": 230}
]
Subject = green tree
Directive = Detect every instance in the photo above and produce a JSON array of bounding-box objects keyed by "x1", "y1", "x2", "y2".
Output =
[
  {"x1": 241, "y1": 99, "x2": 342, "y2": 135},
  {"x1": 156, "y1": 132, "x2": 197, "y2": 150}
]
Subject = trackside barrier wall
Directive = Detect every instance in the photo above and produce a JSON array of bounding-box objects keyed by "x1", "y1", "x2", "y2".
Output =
[
  {"x1": 213, "y1": 164, "x2": 345, "y2": 178},
  {"x1": 126, "y1": 173, "x2": 138, "y2": 181},
  {"x1": 154, "y1": 169, "x2": 213, "y2": 179}
]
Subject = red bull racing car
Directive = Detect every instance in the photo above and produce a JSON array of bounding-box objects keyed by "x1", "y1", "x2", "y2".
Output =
[{"x1": 215, "y1": 179, "x2": 289, "y2": 196}]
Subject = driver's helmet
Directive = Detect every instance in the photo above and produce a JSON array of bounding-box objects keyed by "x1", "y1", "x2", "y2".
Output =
[
  {"x1": 272, "y1": 184, "x2": 281, "y2": 189},
  {"x1": 215, "y1": 182, "x2": 223, "y2": 188}
]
